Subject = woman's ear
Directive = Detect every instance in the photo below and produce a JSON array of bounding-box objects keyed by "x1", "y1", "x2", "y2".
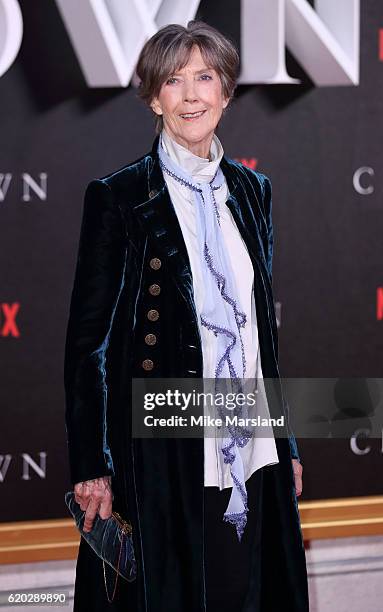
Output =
[
  {"x1": 150, "y1": 97, "x2": 163, "y2": 116},
  {"x1": 222, "y1": 96, "x2": 230, "y2": 110}
]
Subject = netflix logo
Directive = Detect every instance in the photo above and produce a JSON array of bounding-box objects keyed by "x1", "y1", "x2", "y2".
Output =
[
  {"x1": 0, "y1": 303, "x2": 20, "y2": 337},
  {"x1": 235, "y1": 158, "x2": 258, "y2": 170}
]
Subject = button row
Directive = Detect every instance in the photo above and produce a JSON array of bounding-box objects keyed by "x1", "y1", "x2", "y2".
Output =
[{"x1": 142, "y1": 257, "x2": 161, "y2": 371}]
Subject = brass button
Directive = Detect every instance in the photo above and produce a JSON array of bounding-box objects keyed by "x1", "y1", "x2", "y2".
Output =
[
  {"x1": 145, "y1": 333, "x2": 157, "y2": 345},
  {"x1": 149, "y1": 257, "x2": 162, "y2": 270},
  {"x1": 142, "y1": 359, "x2": 154, "y2": 371},
  {"x1": 147, "y1": 309, "x2": 159, "y2": 322},
  {"x1": 148, "y1": 189, "x2": 158, "y2": 199},
  {"x1": 148, "y1": 283, "x2": 161, "y2": 296}
]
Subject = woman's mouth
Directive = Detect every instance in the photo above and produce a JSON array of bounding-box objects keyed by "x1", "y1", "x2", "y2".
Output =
[{"x1": 180, "y1": 110, "x2": 206, "y2": 121}]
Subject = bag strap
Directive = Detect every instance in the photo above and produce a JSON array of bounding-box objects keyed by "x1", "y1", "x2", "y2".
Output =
[{"x1": 103, "y1": 533, "x2": 124, "y2": 603}]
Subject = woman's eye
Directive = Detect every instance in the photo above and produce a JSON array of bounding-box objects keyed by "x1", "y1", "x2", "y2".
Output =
[{"x1": 166, "y1": 74, "x2": 212, "y2": 84}]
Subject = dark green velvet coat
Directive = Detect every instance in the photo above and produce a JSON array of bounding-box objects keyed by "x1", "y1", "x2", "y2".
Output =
[{"x1": 64, "y1": 134, "x2": 309, "y2": 611}]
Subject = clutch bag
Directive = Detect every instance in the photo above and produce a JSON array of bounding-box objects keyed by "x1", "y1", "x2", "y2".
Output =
[{"x1": 65, "y1": 491, "x2": 137, "y2": 601}]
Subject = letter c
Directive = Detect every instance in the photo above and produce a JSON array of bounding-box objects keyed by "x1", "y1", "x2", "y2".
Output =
[
  {"x1": 350, "y1": 428, "x2": 371, "y2": 455},
  {"x1": 353, "y1": 167, "x2": 374, "y2": 195}
]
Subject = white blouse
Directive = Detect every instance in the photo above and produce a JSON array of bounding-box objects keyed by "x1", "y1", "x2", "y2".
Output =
[{"x1": 160, "y1": 128, "x2": 279, "y2": 490}]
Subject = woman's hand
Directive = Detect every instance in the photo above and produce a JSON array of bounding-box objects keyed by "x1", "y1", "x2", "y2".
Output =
[
  {"x1": 74, "y1": 476, "x2": 113, "y2": 532},
  {"x1": 292, "y1": 459, "x2": 303, "y2": 497}
]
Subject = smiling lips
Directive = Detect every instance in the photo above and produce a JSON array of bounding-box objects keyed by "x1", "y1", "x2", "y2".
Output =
[{"x1": 180, "y1": 110, "x2": 206, "y2": 120}]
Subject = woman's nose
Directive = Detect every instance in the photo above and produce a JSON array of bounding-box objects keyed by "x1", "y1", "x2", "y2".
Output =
[{"x1": 183, "y1": 79, "x2": 198, "y2": 102}]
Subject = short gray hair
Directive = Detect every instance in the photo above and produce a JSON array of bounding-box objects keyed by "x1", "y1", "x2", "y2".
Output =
[{"x1": 135, "y1": 20, "x2": 240, "y2": 134}]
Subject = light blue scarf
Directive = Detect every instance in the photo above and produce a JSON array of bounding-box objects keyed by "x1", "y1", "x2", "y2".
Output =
[{"x1": 158, "y1": 133, "x2": 253, "y2": 541}]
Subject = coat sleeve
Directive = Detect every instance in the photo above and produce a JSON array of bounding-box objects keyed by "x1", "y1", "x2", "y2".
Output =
[
  {"x1": 64, "y1": 179, "x2": 127, "y2": 485},
  {"x1": 261, "y1": 174, "x2": 301, "y2": 463}
]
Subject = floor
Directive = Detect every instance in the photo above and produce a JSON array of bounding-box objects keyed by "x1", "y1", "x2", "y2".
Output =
[{"x1": 0, "y1": 535, "x2": 382, "y2": 610}]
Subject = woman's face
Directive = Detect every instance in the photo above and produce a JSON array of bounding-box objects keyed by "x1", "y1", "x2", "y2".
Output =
[{"x1": 150, "y1": 45, "x2": 229, "y2": 158}]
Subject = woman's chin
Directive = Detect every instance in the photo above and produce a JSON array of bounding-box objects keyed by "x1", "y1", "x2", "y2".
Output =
[{"x1": 178, "y1": 126, "x2": 214, "y2": 143}]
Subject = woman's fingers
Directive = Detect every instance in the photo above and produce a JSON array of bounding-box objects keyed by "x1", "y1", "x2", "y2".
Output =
[
  {"x1": 73, "y1": 476, "x2": 113, "y2": 529},
  {"x1": 74, "y1": 482, "x2": 88, "y2": 510},
  {"x1": 83, "y1": 497, "x2": 101, "y2": 532},
  {"x1": 292, "y1": 459, "x2": 303, "y2": 497},
  {"x1": 99, "y1": 495, "x2": 113, "y2": 520}
]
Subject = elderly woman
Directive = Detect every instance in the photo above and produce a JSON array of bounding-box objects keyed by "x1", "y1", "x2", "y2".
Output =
[{"x1": 64, "y1": 20, "x2": 309, "y2": 612}]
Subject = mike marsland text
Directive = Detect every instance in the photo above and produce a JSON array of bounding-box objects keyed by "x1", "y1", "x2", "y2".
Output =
[{"x1": 143, "y1": 415, "x2": 285, "y2": 427}]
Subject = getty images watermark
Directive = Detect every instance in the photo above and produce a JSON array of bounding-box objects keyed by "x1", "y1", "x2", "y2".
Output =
[
  {"x1": 131, "y1": 377, "x2": 383, "y2": 440},
  {"x1": 132, "y1": 377, "x2": 282, "y2": 439}
]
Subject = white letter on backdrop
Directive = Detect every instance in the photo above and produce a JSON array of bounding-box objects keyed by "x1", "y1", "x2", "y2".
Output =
[
  {"x1": 54, "y1": 0, "x2": 201, "y2": 87},
  {"x1": 239, "y1": 0, "x2": 359, "y2": 85},
  {"x1": 0, "y1": 0, "x2": 23, "y2": 78}
]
